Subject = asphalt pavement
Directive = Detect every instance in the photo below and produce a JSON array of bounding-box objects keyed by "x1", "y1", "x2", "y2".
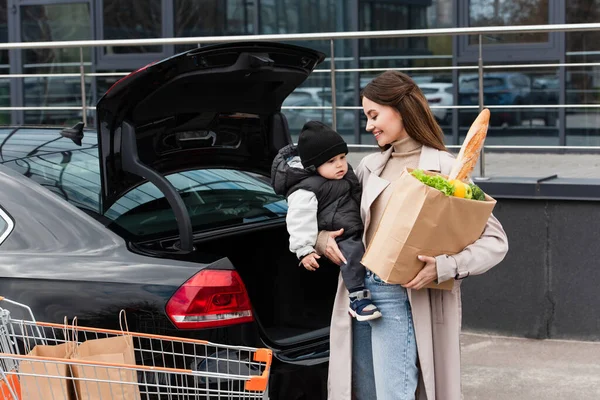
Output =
[{"x1": 461, "y1": 331, "x2": 600, "y2": 400}]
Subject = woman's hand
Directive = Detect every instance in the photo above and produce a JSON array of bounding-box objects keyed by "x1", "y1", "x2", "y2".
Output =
[
  {"x1": 323, "y1": 229, "x2": 347, "y2": 266},
  {"x1": 403, "y1": 255, "x2": 438, "y2": 290}
]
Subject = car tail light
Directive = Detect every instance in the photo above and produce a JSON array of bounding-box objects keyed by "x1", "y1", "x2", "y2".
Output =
[
  {"x1": 428, "y1": 97, "x2": 442, "y2": 104},
  {"x1": 166, "y1": 269, "x2": 254, "y2": 329}
]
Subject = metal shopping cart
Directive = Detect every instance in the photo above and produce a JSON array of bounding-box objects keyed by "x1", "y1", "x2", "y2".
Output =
[{"x1": 0, "y1": 297, "x2": 272, "y2": 399}]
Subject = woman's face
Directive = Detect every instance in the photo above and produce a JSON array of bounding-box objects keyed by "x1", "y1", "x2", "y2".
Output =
[{"x1": 362, "y1": 96, "x2": 408, "y2": 146}]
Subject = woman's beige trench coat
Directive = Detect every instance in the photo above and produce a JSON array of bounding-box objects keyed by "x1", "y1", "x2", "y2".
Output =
[{"x1": 326, "y1": 145, "x2": 509, "y2": 400}]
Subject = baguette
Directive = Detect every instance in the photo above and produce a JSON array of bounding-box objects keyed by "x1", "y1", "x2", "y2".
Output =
[{"x1": 448, "y1": 108, "x2": 490, "y2": 181}]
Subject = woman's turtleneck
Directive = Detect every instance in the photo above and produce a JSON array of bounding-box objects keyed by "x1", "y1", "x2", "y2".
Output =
[
  {"x1": 365, "y1": 135, "x2": 423, "y2": 247},
  {"x1": 390, "y1": 135, "x2": 423, "y2": 156}
]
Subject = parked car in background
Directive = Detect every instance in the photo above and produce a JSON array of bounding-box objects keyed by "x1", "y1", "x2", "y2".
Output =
[
  {"x1": 528, "y1": 75, "x2": 560, "y2": 126},
  {"x1": 459, "y1": 72, "x2": 532, "y2": 126},
  {"x1": 0, "y1": 42, "x2": 336, "y2": 399},
  {"x1": 283, "y1": 87, "x2": 355, "y2": 139},
  {"x1": 418, "y1": 82, "x2": 453, "y2": 124}
]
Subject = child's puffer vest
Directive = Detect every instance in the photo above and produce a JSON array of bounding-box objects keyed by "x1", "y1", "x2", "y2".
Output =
[{"x1": 271, "y1": 144, "x2": 364, "y2": 238}]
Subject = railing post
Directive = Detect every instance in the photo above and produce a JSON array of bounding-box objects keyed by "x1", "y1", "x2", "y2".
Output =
[
  {"x1": 79, "y1": 47, "x2": 87, "y2": 127},
  {"x1": 330, "y1": 39, "x2": 337, "y2": 130},
  {"x1": 477, "y1": 34, "x2": 489, "y2": 180}
]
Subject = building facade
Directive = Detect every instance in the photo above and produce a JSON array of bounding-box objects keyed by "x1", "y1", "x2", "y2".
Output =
[{"x1": 1, "y1": 0, "x2": 599, "y2": 146}]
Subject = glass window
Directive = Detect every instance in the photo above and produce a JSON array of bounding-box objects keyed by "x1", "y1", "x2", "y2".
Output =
[
  {"x1": 3, "y1": 147, "x2": 102, "y2": 215},
  {"x1": 566, "y1": 0, "x2": 600, "y2": 145},
  {"x1": 359, "y1": 0, "x2": 454, "y2": 65},
  {"x1": 360, "y1": 2, "x2": 409, "y2": 56},
  {"x1": 458, "y1": 69, "x2": 559, "y2": 145},
  {"x1": 358, "y1": 0, "x2": 454, "y2": 145},
  {"x1": 0, "y1": 0, "x2": 8, "y2": 124},
  {"x1": 1, "y1": 132, "x2": 287, "y2": 241},
  {"x1": 0, "y1": 206, "x2": 13, "y2": 245},
  {"x1": 0, "y1": 0, "x2": 6, "y2": 66},
  {"x1": 468, "y1": 0, "x2": 549, "y2": 44},
  {"x1": 21, "y1": 3, "x2": 92, "y2": 126},
  {"x1": 283, "y1": 93, "x2": 333, "y2": 141},
  {"x1": 174, "y1": 0, "x2": 254, "y2": 53},
  {"x1": 260, "y1": 0, "x2": 337, "y2": 34},
  {"x1": 106, "y1": 169, "x2": 287, "y2": 240},
  {"x1": 102, "y1": 0, "x2": 162, "y2": 54}
]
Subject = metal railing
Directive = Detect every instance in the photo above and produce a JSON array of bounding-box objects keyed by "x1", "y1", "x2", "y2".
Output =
[{"x1": 2, "y1": 22, "x2": 600, "y2": 178}]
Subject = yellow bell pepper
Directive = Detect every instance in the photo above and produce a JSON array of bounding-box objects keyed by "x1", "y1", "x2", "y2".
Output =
[{"x1": 449, "y1": 179, "x2": 473, "y2": 199}]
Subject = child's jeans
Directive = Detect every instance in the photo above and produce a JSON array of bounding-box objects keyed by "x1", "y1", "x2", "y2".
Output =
[
  {"x1": 337, "y1": 234, "x2": 366, "y2": 292},
  {"x1": 351, "y1": 270, "x2": 419, "y2": 400}
]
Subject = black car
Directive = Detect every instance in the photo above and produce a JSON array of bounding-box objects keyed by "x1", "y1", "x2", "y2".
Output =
[{"x1": 0, "y1": 42, "x2": 339, "y2": 399}]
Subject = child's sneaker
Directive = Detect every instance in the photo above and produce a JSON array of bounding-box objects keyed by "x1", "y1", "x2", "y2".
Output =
[{"x1": 348, "y1": 289, "x2": 382, "y2": 321}]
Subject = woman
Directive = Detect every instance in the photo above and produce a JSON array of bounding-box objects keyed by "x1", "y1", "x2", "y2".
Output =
[{"x1": 315, "y1": 71, "x2": 509, "y2": 400}]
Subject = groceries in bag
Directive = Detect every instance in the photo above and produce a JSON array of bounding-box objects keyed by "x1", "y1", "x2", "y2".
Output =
[{"x1": 361, "y1": 108, "x2": 494, "y2": 290}]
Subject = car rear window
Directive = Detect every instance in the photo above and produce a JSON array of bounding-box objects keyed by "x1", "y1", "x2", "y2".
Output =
[
  {"x1": 106, "y1": 169, "x2": 288, "y2": 240},
  {"x1": 1, "y1": 134, "x2": 287, "y2": 241}
]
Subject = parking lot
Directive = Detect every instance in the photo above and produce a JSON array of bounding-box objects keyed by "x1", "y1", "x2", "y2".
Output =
[{"x1": 461, "y1": 332, "x2": 600, "y2": 400}]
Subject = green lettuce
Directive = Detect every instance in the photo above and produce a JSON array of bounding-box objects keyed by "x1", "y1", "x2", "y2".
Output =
[{"x1": 410, "y1": 169, "x2": 455, "y2": 196}]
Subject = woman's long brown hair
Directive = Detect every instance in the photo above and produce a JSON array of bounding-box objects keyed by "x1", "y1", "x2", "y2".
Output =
[{"x1": 361, "y1": 71, "x2": 447, "y2": 151}]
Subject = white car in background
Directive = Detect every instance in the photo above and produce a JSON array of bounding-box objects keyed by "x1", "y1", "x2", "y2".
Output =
[
  {"x1": 418, "y1": 82, "x2": 454, "y2": 125},
  {"x1": 282, "y1": 88, "x2": 355, "y2": 138}
]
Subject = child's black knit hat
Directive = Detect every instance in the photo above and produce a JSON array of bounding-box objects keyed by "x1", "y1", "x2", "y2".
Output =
[{"x1": 297, "y1": 121, "x2": 348, "y2": 169}]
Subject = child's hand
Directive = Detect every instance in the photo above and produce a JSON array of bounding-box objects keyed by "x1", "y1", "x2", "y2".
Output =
[{"x1": 301, "y1": 253, "x2": 321, "y2": 271}]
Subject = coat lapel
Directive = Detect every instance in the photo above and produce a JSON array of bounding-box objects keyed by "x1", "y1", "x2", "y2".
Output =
[{"x1": 361, "y1": 147, "x2": 393, "y2": 231}]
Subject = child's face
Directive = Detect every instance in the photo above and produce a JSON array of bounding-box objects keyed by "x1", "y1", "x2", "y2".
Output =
[{"x1": 317, "y1": 153, "x2": 348, "y2": 180}]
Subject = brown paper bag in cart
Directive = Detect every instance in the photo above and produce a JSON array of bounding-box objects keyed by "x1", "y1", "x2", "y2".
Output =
[
  {"x1": 69, "y1": 314, "x2": 140, "y2": 400},
  {"x1": 19, "y1": 342, "x2": 75, "y2": 400},
  {"x1": 361, "y1": 168, "x2": 496, "y2": 290}
]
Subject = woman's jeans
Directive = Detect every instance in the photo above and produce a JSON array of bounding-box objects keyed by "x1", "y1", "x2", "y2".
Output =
[{"x1": 352, "y1": 270, "x2": 419, "y2": 400}]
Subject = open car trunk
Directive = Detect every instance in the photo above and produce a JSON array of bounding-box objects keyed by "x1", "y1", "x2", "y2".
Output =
[
  {"x1": 192, "y1": 222, "x2": 339, "y2": 346},
  {"x1": 96, "y1": 41, "x2": 334, "y2": 351}
]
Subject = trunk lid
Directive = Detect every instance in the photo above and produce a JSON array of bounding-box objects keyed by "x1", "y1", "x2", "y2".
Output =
[{"x1": 96, "y1": 42, "x2": 325, "y2": 211}]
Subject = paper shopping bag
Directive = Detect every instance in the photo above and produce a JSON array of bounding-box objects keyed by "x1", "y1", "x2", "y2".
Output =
[
  {"x1": 70, "y1": 335, "x2": 140, "y2": 400},
  {"x1": 361, "y1": 168, "x2": 496, "y2": 290},
  {"x1": 19, "y1": 342, "x2": 74, "y2": 400}
]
